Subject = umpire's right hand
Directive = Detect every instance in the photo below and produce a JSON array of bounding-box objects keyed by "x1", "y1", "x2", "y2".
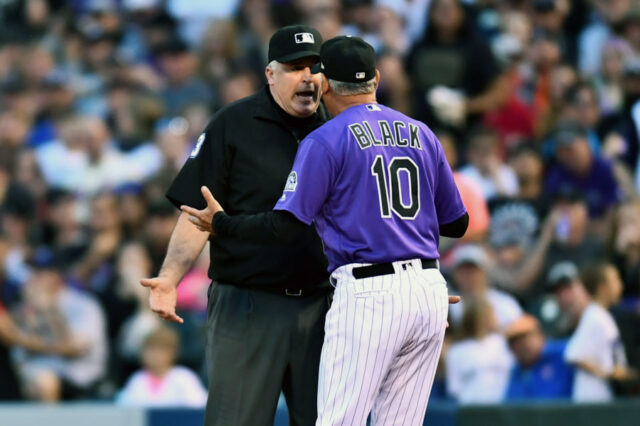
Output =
[{"x1": 140, "y1": 276, "x2": 184, "y2": 324}]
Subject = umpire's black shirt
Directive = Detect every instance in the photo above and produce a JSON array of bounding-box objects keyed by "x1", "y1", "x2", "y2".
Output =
[{"x1": 166, "y1": 86, "x2": 329, "y2": 289}]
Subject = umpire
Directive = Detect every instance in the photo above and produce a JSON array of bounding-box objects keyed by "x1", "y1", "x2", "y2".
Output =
[{"x1": 141, "y1": 25, "x2": 330, "y2": 426}]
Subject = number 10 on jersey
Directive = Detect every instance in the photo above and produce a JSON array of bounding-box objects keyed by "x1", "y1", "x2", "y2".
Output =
[{"x1": 371, "y1": 155, "x2": 420, "y2": 220}]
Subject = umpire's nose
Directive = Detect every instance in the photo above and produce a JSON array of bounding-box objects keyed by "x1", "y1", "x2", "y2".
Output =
[{"x1": 302, "y1": 66, "x2": 313, "y2": 82}]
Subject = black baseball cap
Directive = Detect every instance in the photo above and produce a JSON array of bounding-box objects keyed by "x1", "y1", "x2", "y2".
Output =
[
  {"x1": 155, "y1": 37, "x2": 189, "y2": 56},
  {"x1": 553, "y1": 120, "x2": 586, "y2": 149},
  {"x1": 533, "y1": 0, "x2": 556, "y2": 13},
  {"x1": 311, "y1": 35, "x2": 375, "y2": 83},
  {"x1": 268, "y1": 25, "x2": 322, "y2": 63},
  {"x1": 546, "y1": 261, "x2": 579, "y2": 291}
]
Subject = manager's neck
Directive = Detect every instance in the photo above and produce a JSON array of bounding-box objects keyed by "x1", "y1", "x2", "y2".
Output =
[{"x1": 327, "y1": 93, "x2": 378, "y2": 116}]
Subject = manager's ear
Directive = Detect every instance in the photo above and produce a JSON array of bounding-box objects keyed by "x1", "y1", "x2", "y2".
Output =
[
  {"x1": 375, "y1": 69, "x2": 380, "y2": 89},
  {"x1": 321, "y1": 74, "x2": 330, "y2": 94}
]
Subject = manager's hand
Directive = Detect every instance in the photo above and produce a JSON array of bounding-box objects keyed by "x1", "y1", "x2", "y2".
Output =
[
  {"x1": 446, "y1": 295, "x2": 460, "y2": 329},
  {"x1": 140, "y1": 276, "x2": 184, "y2": 324},
  {"x1": 180, "y1": 186, "x2": 224, "y2": 234}
]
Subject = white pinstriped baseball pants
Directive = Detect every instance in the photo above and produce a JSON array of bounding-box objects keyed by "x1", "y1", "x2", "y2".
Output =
[{"x1": 316, "y1": 258, "x2": 449, "y2": 426}]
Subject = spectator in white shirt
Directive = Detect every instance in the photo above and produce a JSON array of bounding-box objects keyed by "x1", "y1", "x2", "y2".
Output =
[
  {"x1": 446, "y1": 299, "x2": 514, "y2": 404},
  {"x1": 449, "y1": 244, "x2": 524, "y2": 331},
  {"x1": 35, "y1": 115, "x2": 162, "y2": 196},
  {"x1": 549, "y1": 261, "x2": 635, "y2": 402},
  {"x1": 117, "y1": 325, "x2": 207, "y2": 407}
]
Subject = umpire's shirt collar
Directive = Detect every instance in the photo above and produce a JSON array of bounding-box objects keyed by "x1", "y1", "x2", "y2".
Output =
[{"x1": 254, "y1": 85, "x2": 328, "y2": 135}]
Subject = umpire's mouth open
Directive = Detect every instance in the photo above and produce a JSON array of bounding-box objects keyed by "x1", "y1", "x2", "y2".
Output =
[{"x1": 295, "y1": 88, "x2": 317, "y2": 103}]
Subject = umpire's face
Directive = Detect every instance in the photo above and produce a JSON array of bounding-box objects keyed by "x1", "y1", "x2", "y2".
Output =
[{"x1": 266, "y1": 56, "x2": 322, "y2": 118}]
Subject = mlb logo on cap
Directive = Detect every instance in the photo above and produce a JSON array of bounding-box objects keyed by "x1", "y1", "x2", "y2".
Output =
[
  {"x1": 355, "y1": 72, "x2": 365, "y2": 79},
  {"x1": 295, "y1": 33, "x2": 315, "y2": 44},
  {"x1": 268, "y1": 25, "x2": 321, "y2": 63}
]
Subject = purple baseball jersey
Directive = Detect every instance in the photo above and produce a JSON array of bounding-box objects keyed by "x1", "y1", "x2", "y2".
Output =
[{"x1": 274, "y1": 103, "x2": 466, "y2": 272}]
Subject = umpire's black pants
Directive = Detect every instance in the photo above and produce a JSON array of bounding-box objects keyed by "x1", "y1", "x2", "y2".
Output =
[{"x1": 204, "y1": 281, "x2": 331, "y2": 426}]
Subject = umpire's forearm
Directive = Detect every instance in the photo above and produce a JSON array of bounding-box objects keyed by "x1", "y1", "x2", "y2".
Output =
[{"x1": 159, "y1": 212, "x2": 209, "y2": 286}]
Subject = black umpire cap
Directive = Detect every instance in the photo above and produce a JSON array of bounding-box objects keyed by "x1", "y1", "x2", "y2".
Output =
[
  {"x1": 268, "y1": 25, "x2": 322, "y2": 63},
  {"x1": 311, "y1": 35, "x2": 376, "y2": 83}
]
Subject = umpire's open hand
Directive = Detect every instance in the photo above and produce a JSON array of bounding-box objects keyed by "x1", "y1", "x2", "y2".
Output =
[
  {"x1": 180, "y1": 186, "x2": 224, "y2": 234},
  {"x1": 140, "y1": 276, "x2": 184, "y2": 324}
]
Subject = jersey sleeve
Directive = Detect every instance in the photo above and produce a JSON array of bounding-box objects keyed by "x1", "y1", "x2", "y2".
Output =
[
  {"x1": 433, "y1": 134, "x2": 467, "y2": 225},
  {"x1": 273, "y1": 137, "x2": 337, "y2": 225},
  {"x1": 166, "y1": 115, "x2": 231, "y2": 211}
]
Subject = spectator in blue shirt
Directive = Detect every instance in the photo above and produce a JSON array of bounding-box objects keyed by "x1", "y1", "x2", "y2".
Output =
[
  {"x1": 504, "y1": 314, "x2": 574, "y2": 401},
  {"x1": 544, "y1": 121, "x2": 621, "y2": 221}
]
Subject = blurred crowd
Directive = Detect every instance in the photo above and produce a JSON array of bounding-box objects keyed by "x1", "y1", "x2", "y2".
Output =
[{"x1": 0, "y1": 0, "x2": 639, "y2": 408}]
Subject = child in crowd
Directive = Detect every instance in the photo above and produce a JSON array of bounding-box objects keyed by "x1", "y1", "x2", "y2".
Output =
[{"x1": 116, "y1": 326, "x2": 206, "y2": 407}]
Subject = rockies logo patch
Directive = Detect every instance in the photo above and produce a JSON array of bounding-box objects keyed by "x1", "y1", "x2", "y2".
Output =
[
  {"x1": 284, "y1": 171, "x2": 298, "y2": 192},
  {"x1": 190, "y1": 133, "x2": 205, "y2": 158}
]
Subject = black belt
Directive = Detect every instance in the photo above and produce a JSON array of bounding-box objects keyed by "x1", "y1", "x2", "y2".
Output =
[
  {"x1": 352, "y1": 259, "x2": 438, "y2": 279},
  {"x1": 245, "y1": 284, "x2": 332, "y2": 297}
]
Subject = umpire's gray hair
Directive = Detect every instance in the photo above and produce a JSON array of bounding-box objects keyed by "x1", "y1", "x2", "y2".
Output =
[
  {"x1": 328, "y1": 77, "x2": 377, "y2": 96},
  {"x1": 267, "y1": 60, "x2": 281, "y2": 72}
]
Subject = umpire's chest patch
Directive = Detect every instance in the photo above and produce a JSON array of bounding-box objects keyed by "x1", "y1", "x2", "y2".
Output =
[
  {"x1": 284, "y1": 171, "x2": 298, "y2": 192},
  {"x1": 190, "y1": 133, "x2": 206, "y2": 158}
]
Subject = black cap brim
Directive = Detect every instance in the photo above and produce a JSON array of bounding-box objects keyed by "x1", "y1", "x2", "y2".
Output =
[
  {"x1": 275, "y1": 51, "x2": 320, "y2": 64},
  {"x1": 311, "y1": 62, "x2": 323, "y2": 74}
]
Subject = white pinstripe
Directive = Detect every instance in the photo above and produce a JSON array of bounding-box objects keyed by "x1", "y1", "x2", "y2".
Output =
[{"x1": 317, "y1": 259, "x2": 449, "y2": 426}]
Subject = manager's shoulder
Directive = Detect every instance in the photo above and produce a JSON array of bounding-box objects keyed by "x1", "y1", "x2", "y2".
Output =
[
  {"x1": 308, "y1": 105, "x2": 368, "y2": 139},
  {"x1": 410, "y1": 115, "x2": 439, "y2": 143},
  {"x1": 304, "y1": 115, "x2": 343, "y2": 144}
]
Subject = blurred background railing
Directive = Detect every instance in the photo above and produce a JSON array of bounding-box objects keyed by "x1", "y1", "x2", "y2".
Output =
[{"x1": 2, "y1": 400, "x2": 640, "y2": 426}]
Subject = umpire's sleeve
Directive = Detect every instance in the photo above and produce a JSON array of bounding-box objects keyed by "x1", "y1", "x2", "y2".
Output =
[{"x1": 166, "y1": 115, "x2": 231, "y2": 211}]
